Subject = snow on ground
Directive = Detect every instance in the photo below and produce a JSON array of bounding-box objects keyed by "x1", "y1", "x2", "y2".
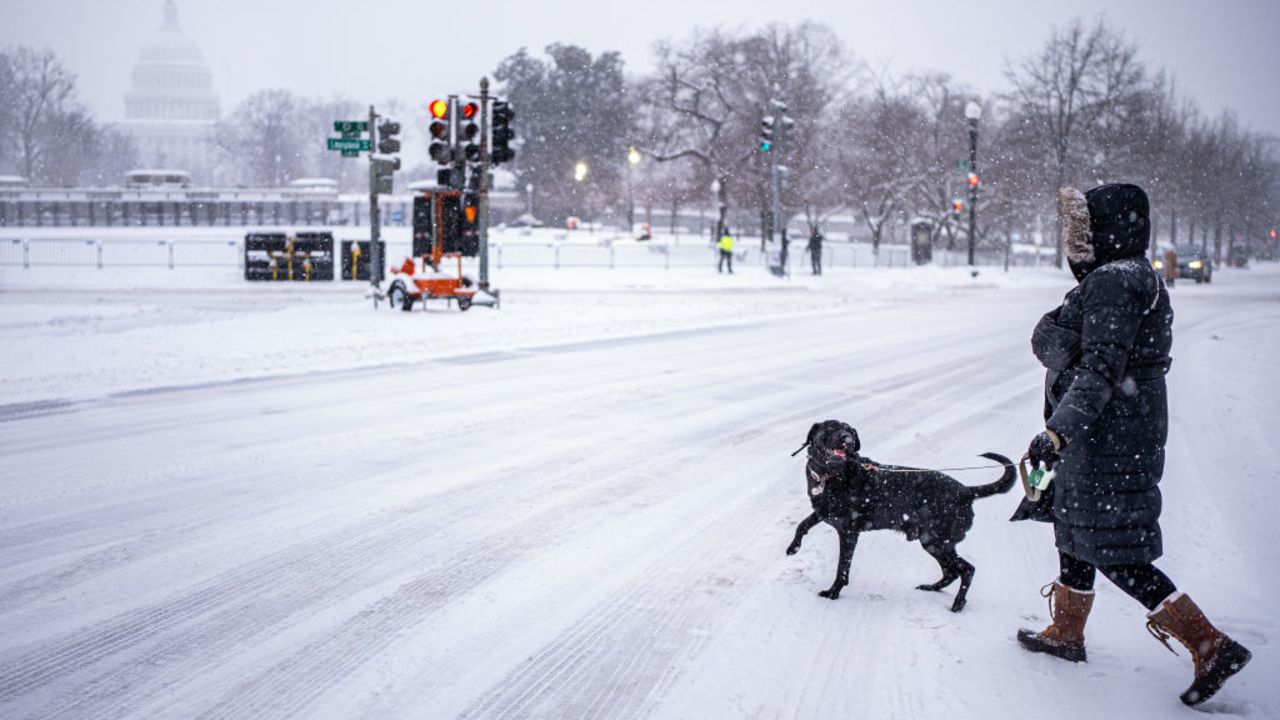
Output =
[
  {"x1": 1, "y1": 259, "x2": 1277, "y2": 719},
  {"x1": 0, "y1": 261, "x2": 1052, "y2": 405}
]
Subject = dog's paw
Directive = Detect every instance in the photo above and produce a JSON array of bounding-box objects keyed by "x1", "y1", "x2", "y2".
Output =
[
  {"x1": 785, "y1": 544, "x2": 800, "y2": 556},
  {"x1": 818, "y1": 589, "x2": 841, "y2": 600},
  {"x1": 950, "y1": 597, "x2": 967, "y2": 613},
  {"x1": 915, "y1": 583, "x2": 942, "y2": 593}
]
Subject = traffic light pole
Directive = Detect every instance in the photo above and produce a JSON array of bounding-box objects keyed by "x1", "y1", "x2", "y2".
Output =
[
  {"x1": 368, "y1": 104, "x2": 382, "y2": 304},
  {"x1": 967, "y1": 117, "x2": 978, "y2": 266},
  {"x1": 478, "y1": 78, "x2": 491, "y2": 291}
]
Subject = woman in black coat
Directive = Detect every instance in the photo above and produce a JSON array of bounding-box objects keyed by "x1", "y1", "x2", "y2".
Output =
[{"x1": 1014, "y1": 184, "x2": 1250, "y2": 706}]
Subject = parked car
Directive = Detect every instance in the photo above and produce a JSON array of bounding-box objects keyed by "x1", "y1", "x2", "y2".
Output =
[{"x1": 1175, "y1": 244, "x2": 1213, "y2": 283}]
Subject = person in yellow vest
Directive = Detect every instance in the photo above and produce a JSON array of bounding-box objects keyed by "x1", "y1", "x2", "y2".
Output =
[{"x1": 717, "y1": 228, "x2": 735, "y2": 274}]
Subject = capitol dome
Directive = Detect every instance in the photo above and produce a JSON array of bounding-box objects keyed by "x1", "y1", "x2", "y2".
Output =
[
  {"x1": 119, "y1": 0, "x2": 221, "y2": 182},
  {"x1": 137, "y1": 29, "x2": 207, "y2": 67},
  {"x1": 124, "y1": 0, "x2": 219, "y2": 121}
]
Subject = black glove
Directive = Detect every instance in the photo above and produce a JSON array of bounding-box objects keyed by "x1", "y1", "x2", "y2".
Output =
[{"x1": 1027, "y1": 430, "x2": 1063, "y2": 471}]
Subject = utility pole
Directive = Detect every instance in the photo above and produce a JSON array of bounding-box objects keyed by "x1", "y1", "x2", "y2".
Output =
[
  {"x1": 368, "y1": 104, "x2": 381, "y2": 304},
  {"x1": 479, "y1": 78, "x2": 491, "y2": 291},
  {"x1": 766, "y1": 97, "x2": 794, "y2": 267}
]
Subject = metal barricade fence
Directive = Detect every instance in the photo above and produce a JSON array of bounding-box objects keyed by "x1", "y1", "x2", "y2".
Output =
[
  {"x1": 101, "y1": 240, "x2": 169, "y2": 267},
  {"x1": 1, "y1": 237, "x2": 1027, "y2": 273},
  {"x1": 174, "y1": 240, "x2": 243, "y2": 267},
  {"x1": 26, "y1": 239, "x2": 100, "y2": 267}
]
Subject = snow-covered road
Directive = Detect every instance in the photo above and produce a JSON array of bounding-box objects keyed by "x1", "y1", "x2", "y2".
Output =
[{"x1": 2, "y1": 266, "x2": 1277, "y2": 719}]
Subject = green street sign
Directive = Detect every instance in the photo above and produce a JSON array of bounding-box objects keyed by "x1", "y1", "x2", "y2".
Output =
[
  {"x1": 328, "y1": 138, "x2": 371, "y2": 152},
  {"x1": 334, "y1": 121, "x2": 369, "y2": 133},
  {"x1": 955, "y1": 159, "x2": 972, "y2": 172}
]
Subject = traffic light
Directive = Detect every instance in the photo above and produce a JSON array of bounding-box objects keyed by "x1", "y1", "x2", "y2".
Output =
[
  {"x1": 428, "y1": 99, "x2": 451, "y2": 164},
  {"x1": 461, "y1": 102, "x2": 481, "y2": 162},
  {"x1": 377, "y1": 119, "x2": 401, "y2": 154},
  {"x1": 491, "y1": 100, "x2": 515, "y2": 165},
  {"x1": 760, "y1": 116, "x2": 774, "y2": 152},
  {"x1": 951, "y1": 199, "x2": 964, "y2": 214},
  {"x1": 371, "y1": 116, "x2": 401, "y2": 195},
  {"x1": 967, "y1": 172, "x2": 980, "y2": 188},
  {"x1": 1271, "y1": 229, "x2": 1278, "y2": 240},
  {"x1": 371, "y1": 155, "x2": 400, "y2": 195}
]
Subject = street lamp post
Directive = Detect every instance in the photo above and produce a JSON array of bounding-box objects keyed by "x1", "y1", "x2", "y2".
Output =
[
  {"x1": 710, "y1": 179, "x2": 722, "y2": 240},
  {"x1": 574, "y1": 161, "x2": 589, "y2": 232},
  {"x1": 965, "y1": 101, "x2": 982, "y2": 266},
  {"x1": 627, "y1": 147, "x2": 640, "y2": 234}
]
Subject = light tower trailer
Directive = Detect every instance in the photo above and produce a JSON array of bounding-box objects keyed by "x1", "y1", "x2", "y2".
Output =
[{"x1": 385, "y1": 188, "x2": 499, "y2": 312}]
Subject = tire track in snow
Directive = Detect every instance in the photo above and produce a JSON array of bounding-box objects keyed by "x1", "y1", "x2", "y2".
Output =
[
  {"x1": 0, "y1": 304, "x2": 1033, "y2": 719},
  {"x1": 3, "y1": 343, "x2": 841, "y2": 719}
]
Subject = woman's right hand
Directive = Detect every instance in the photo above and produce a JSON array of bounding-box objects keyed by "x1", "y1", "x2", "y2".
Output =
[{"x1": 1027, "y1": 430, "x2": 1063, "y2": 470}]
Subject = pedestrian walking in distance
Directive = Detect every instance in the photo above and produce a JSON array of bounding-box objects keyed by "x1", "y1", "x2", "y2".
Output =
[
  {"x1": 807, "y1": 227, "x2": 824, "y2": 275},
  {"x1": 718, "y1": 228, "x2": 735, "y2": 274},
  {"x1": 1012, "y1": 183, "x2": 1251, "y2": 706}
]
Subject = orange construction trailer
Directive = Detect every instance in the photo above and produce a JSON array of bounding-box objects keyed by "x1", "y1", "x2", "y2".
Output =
[{"x1": 384, "y1": 188, "x2": 498, "y2": 312}]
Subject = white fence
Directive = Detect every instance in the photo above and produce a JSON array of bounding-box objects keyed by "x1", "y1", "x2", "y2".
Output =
[{"x1": 1, "y1": 237, "x2": 941, "y2": 272}]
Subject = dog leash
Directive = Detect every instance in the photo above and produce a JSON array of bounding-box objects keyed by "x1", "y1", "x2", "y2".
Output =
[{"x1": 865, "y1": 462, "x2": 1017, "y2": 474}]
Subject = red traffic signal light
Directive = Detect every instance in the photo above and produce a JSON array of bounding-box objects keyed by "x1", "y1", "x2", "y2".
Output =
[
  {"x1": 967, "y1": 172, "x2": 979, "y2": 188},
  {"x1": 1271, "y1": 229, "x2": 1278, "y2": 239},
  {"x1": 952, "y1": 200, "x2": 964, "y2": 212},
  {"x1": 428, "y1": 99, "x2": 448, "y2": 119},
  {"x1": 462, "y1": 102, "x2": 478, "y2": 120}
]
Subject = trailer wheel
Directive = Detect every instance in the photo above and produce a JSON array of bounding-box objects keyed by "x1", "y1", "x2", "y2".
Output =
[
  {"x1": 389, "y1": 282, "x2": 414, "y2": 312},
  {"x1": 457, "y1": 297, "x2": 472, "y2": 311}
]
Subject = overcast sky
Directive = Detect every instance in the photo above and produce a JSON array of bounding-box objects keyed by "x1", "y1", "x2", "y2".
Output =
[{"x1": 4, "y1": 0, "x2": 1279, "y2": 138}]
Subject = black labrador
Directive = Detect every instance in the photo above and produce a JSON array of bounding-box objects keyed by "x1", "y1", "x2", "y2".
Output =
[{"x1": 786, "y1": 420, "x2": 1015, "y2": 612}]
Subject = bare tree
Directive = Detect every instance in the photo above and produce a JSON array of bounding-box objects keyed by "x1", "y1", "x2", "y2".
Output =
[
  {"x1": 2, "y1": 47, "x2": 77, "y2": 182},
  {"x1": 1004, "y1": 18, "x2": 1146, "y2": 266},
  {"x1": 639, "y1": 22, "x2": 849, "y2": 248},
  {"x1": 833, "y1": 77, "x2": 926, "y2": 254},
  {"x1": 217, "y1": 89, "x2": 307, "y2": 187}
]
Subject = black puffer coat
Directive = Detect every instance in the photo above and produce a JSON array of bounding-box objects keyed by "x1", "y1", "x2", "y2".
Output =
[{"x1": 1030, "y1": 184, "x2": 1174, "y2": 566}]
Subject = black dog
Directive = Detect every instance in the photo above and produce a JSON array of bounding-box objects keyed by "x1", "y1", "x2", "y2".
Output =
[{"x1": 786, "y1": 420, "x2": 1015, "y2": 612}]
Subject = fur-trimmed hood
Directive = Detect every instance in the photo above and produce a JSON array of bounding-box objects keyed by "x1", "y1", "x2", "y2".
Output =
[{"x1": 1058, "y1": 183, "x2": 1151, "y2": 281}]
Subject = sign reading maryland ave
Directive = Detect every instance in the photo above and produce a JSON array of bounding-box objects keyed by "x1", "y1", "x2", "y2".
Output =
[{"x1": 327, "y1": 138, "x2": 371, "y2": 152}]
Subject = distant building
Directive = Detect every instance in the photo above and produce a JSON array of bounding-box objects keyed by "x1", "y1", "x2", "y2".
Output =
[{"x1": 117, "y1": 0, "x2": 220, "y2": 184}]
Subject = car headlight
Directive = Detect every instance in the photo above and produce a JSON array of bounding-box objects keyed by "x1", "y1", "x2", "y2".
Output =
[
  {"x1": 1189, "y1": 260, "x2": 1203, "y2": 269},
  {"x1": 1153, "y1": 260, "x2": 1164, "y2": 269}
]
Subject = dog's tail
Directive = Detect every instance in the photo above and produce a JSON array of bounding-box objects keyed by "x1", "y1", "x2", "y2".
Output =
[{"x1": 968, "y1": 452, "x2": 1017, "y2": 499}]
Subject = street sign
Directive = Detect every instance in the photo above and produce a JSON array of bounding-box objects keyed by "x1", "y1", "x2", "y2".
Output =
[
  {"x1": 328, "y1": 138, "x2": 371, "y2": 151},
  {"x1": 341, "y1": 150, "x2": 359, "y2": 157},
  {"x1": 334, "y1": 121, "x2": 369, "y2": 133},
  {"x1": 955, "y1": 159, "x2": 972, "y2": 172}
]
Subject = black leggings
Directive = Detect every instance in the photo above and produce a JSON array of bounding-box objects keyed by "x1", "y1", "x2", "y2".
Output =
[{"x1": 1059, "y1": 552, "x2": 1177, "y2": 611}]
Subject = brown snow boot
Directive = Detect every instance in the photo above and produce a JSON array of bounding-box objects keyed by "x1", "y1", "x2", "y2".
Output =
[
  {"x1": 1146, "y1": 592, "x2": 1252, "y2": 706},
  {"x1": 1017, "y1": 581, "x2": 1094, "y2": 663}
]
